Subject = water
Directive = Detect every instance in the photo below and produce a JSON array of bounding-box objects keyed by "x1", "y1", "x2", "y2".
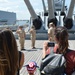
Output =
[{"x1": 16, "y1": 20, "x2": 30, "y2": 26}]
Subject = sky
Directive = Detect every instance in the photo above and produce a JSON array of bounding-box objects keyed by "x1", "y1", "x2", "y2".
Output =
[{"x1": 0, "y1": 0, "x2": 74, "y2": 20}]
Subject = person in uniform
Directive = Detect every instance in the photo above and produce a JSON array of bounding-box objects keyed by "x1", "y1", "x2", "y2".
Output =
[
  {"x1": 29, "y1": 25, "x2": 36, "y2": 49},
  {"x1": 16, "y1": 25, "x2": 26, "y2": 50},
  {"x1": 48, "y1": 22, "x2": 55, "y2": 42}
]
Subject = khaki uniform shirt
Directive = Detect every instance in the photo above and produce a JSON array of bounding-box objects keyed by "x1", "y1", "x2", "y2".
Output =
[
  {"x1": 30, "y1": 28, "x2": 36, "y2": 38},
  {"x1": 16, "y1": 29, "x2": 25, "y2": 39},
  {"x1": 48, "y1": 27, "x2": 55, "y2": 41}
]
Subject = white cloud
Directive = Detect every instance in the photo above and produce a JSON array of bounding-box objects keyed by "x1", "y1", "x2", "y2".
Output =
[
  {"x1": 0, "y1": 0, "x2": 72, "y2": 20},
  {"x1": 0, "y1": 0, "x2": 9, "y2": 3},
  {"x1": 16, "y1": 10, "x2": 30, "y2": 20},
  {"x1": 0, "y1": 7, "x2": 10, "y2": 11}
]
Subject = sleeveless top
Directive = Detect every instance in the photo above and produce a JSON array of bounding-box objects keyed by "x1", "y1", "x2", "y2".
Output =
[{"x1": 17, "y1": 51, "x2": 22, "y2": 75}]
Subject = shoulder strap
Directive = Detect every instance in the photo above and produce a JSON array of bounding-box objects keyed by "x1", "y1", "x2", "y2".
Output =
[
  {"x1": 64, "y1": 49, "x2": 73, "y2": 56},
  {"x1": 66, "y1": 49, "x2": 72, "y2": 54},
  {"x1": 17, "y1": 51, "x2": 22, "y2": 75},
  {"x1": 19, "y1": 51, "x2": 22, "y2": 64}
]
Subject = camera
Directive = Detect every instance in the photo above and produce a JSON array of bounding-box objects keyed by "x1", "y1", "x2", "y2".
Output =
[{"x1": 47, "y1": 42, "x2": 55, "y2": 47}]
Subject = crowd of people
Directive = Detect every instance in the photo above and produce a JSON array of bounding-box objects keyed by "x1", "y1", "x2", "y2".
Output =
[
  {"x1": 0, "y1": 22, "x2": 75, "y2": 75},
  {"x1": 16, "y1": 22, "x2": 55, "y2": 50},
  {"x1": 16, "y1": 25, "x2": 36, "y2": 50}
]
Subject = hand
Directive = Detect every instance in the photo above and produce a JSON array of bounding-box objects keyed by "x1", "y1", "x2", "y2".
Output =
[
  {"x1": 43, "y1": 41, "x2": 48, "y2": 50},
  {"x1": 42, "y1": 41, "x2": 49, "y2": 58}
]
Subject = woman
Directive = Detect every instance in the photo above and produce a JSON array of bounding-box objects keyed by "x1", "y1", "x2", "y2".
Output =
[
  {"x1": 0, "y1": 29, "x2": 18, "y2": 75},
  {"x1": 42, "y1": 27, "x2": 75, "y2": 75}
]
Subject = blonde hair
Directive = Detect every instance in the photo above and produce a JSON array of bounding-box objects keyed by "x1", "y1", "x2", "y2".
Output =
[{"x1": 49, "y1": 22, "x2": 55, "y2": 28}]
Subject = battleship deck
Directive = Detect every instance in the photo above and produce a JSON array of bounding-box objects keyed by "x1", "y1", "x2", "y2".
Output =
[{"x1": 16, "y1": 39, "x2": 75, "y2": 75}]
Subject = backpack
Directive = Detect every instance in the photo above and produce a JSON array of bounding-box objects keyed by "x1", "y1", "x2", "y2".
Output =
[
  {"x1": 40, "y1": 49, "x2": 72, "y2": 75},
  {"x1": 40, "y1": 53, "x2": 66, "y2": 75}
]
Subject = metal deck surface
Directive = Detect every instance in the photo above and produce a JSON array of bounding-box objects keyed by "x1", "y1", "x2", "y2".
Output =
[{"x1": 16, "y1": 39, "x2": 75, "y2": 75}]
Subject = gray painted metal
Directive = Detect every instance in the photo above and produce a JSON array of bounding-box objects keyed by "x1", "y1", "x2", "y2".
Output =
[
  {"x1": 0, "y1": 10, "x2": 16, "y2": 25},
  {"x1": 24, "y1": 0, "x2": 37, "y2": 20},
  {"x1": 48, "y1": 0, "x2": 55, "y2": 19},
  {"x1": 67, "y1": 0, "x2": 75, "y2": 18}
]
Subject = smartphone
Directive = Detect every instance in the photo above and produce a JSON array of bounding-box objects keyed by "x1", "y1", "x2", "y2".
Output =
[{"x1": 47, "y1": 42, "x2": 55, "y2": 47}]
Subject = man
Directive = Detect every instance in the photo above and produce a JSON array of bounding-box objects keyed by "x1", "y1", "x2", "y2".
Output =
[
  {"x1": 29, "y1": 25, "x2": 36, "y2": 49},
  {"x1": 48, "y1": 22, "x2": 55, "y2": 42},
  {"x1": 16, "y1": 25, "x2": 26, "y2": 50}
]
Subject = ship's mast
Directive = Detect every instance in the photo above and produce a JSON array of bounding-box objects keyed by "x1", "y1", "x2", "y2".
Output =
[
  {"x1": 24, "y1": 0, "x2": 42, "y2": 30},
  {"x1": 64, "y1": 0, "x2": 75, "y2": 29},
  {"x1": 24, "y1": 0, "x2": 37, "y2": 19},
  {"x1": 24, "y1": 0, "x2": 75, "y2": 30},
  {"x1": 42, "y1": 0, "x2": 46, "y2": 13},
  {"x1": 47, "y1": 0, "x2": 55, "y2": 19},
  {"x1": 42, "y1": 0, "x2": 47, "y2": 27},
  {"x1": 67, "y1": 0, "x2": 75, "y2": 18},
  {"x1": 47, "y1": 0, "x2": 58, "y2": 27},
  {"x1": 60, "y1": 0, "x2": 66, "y2": 15}
]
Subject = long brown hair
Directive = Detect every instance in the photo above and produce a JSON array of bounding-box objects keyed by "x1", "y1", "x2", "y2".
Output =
[
  {"x1": 0, "y1": 29, "x2": 18, "y2": 75},
  {"x1": 55, "y1": 27, "x2": 69, "y2": 54}
]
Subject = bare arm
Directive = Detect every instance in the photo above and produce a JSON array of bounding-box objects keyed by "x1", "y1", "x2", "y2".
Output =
[
  {"x1": 19, "y1": 52, "x2": 24, "y2": 69},
  {"x1": 29, "y1": 29, "x2": 33, "y2": 34},
  {"x1": 42, "y1": 41, "x2": 49, "y2": 58},
  {"x1": 48, "y1": 28, "x2": 53, "y2": 41}
]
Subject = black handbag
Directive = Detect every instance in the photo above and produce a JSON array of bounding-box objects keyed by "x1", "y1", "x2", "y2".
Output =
[{"x1": 40, "y1": 54, "x2": 66, "y2": 75}]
